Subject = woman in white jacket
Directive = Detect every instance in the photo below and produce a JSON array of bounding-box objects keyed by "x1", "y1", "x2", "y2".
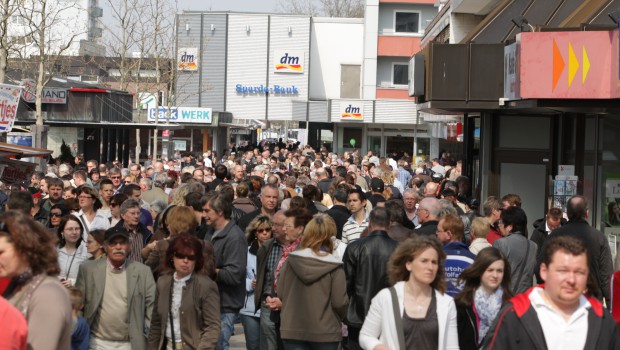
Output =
[{"x1": 359, "y1": 235, "x2": 459, "y2": 350}]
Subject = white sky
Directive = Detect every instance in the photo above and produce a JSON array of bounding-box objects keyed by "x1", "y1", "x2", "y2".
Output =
[{"x1": 178, "y1": 0, "x2": 280, "y2": 13}]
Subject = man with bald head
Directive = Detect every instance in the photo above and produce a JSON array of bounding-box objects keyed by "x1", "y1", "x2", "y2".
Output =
[
  {"x1": 413, "y1": 197, "x2": 441, "y2": 235},
  {"x1": 424, "y1": 181, "x2": 439, "y2": 197},
  {"x1": 255, "y1": 210, "x2": 287, "y2": 349}
]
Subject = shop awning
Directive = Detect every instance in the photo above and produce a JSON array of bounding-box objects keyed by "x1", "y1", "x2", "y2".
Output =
[
  {"x1": 0, "y1": 142, "x2": 52, "y2": 159},
  {"x1": 14, "y1": 120, "x2": 184, "y2": 130}
]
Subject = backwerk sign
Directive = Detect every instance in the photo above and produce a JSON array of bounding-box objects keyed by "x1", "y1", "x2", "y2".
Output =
[{"x1": 148, "y1": 107, "x2": 212, "y2": 124}]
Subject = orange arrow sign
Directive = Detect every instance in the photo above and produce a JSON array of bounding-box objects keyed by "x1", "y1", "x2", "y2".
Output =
[{"x1": 552, "y1": 39, "x2": 565, "y2": 91}]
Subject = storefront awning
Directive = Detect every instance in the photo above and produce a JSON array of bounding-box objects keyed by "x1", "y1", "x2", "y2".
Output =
[
  {"x1": 0, "y1": 142, "x2": 52, "y2": 158},
  {"x1": 15, "y1": 120, "x2": 184, "y2": 130}
]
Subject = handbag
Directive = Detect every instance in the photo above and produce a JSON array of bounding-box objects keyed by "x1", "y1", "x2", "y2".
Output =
[{"x1": 389, "y1": 286, "x2": 406, "y2": 350}]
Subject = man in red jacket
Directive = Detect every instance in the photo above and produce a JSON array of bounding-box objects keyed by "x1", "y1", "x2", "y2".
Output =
[{"x1": 484, "y1": 235, "x2": 620, "y2": 349}]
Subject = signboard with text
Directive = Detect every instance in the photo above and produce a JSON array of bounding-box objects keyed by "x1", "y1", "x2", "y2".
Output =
[
  {"x1": 274, "y1": 49, "x2": 304, "y2": 73},
  {"x1": 0, "y1": 158, "x2": 37, "y2": 184},
  {"x1": 177, "y1": 48, "x2": 198, "y2": 71},
  {"x1": 148, "y1": 107, "x2": 212, "y2": 124},
  {"x1": 0, "y1": 84, "x2": 23, "y2": 133},
  {"x1": 339, "y1": 101, "x2": 363, "y2": 121}
]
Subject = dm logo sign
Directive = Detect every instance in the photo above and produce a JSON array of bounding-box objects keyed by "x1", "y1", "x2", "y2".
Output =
[
  {"x1": 274, "y1": 49, "x2": 304, "y2": 73},
  {"x1": 339, "y1": 101, "x2": 363, "y2": 121},
  {"x1": 177, "y1": 48, "x2": 198, "y2": 71}
]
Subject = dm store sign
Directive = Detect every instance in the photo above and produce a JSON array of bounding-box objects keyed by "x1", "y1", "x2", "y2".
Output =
[
  {"x1": 274, "y1": 49, "x2": 304, "y2": 73},
  {"x1": 148, "y1": 107, "x2": 212, "y2": 124},
  {"x1": 177, "y1": 48, "x2": 198, "y2": 71},
  {"x1": 339, "y1": 101, "x2": 363, "y2": 121}
]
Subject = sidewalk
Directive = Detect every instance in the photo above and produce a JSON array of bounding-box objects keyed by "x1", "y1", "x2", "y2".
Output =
[{"x1": 229, "y1": 323, "x2": 247, "y2": 350}]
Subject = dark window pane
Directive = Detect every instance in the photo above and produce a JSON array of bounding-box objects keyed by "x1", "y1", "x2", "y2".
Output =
[
  {"x1": 393, "y1": 64, "x2": 408, "y2": 85},
  {"x1": 395, "y1": 12, "x2": 419, "y2": 33}
]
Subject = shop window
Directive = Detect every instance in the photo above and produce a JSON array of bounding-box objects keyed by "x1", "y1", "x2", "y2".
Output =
[
  {"x1": 393, "y1": 64, "x2": 408, "y2": 86},
  {"x1": 343, "y1": 128, "x2": 362, "y2": 149},
  {"x1": 395, "y1": 12, "x2": 420, "y2": 33}
]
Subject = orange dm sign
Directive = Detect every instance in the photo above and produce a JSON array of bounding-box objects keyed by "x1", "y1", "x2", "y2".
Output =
[{"x1": 552, "y1": 40, "x2": 590, "y2": 91}]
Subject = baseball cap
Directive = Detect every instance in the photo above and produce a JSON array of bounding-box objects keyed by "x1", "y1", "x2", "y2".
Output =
[
  {"x1": 370, "y1": 178, "x2": 384, "y2": 192},
  {"x1": 104, "y1": 226, "x2": 129, "y2": 242}
]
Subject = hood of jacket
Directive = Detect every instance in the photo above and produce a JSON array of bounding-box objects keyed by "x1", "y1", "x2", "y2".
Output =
[{"x1": 286, "y1": 248, "x2": 342, "y2": 284}]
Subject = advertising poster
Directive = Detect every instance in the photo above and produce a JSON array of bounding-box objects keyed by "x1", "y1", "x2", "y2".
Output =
[
  {"x1": 177, "y1": 48, "x2": 198, "y2": 71},
  {"x1": 0, "y1": 84, "x2": 23, "y2": 133}
]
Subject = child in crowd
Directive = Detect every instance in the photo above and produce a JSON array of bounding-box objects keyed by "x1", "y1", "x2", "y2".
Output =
[{"x1": 68, "y1": 287, "x2": 90, "y2": 350}]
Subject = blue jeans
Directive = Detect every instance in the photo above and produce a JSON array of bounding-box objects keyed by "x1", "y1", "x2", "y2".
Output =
[
  {"x1": 282, "y1": 340, "x2": 340, "y2": 350},
  {"x1": 240, "y1": 314, "x2": 260, "y2": 350},
  {"x1": 217, "y1": 312, "x2": 237, "y2": 350},
  {"x1": 260, "y1": 303, "x2": 282, "y2": 350}
]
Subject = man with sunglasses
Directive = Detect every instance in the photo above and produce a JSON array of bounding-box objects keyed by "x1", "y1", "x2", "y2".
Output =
[
  {"x1": 76, "y1": 226, "x2": 155, "y2": 350},
  {"x1": 108, "y1": 168, "x2": 124, "y2": 195}
]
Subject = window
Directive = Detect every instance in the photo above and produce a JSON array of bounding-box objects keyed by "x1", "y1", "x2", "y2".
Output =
[
  {"x1": 393, "y1": 64, "x2": 408, "y2": 85},
  {"x1": 395, "y1": 12, "x2": 419, "y2": 33}
]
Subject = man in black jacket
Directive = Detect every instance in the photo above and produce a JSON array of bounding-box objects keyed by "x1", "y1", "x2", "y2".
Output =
[
  {"x1": 343, "y1": 207, "x2": 398, "y2": 350},
  {"x1": 485, "y1": 235, "x2": 620, "y2": 349},
  {"x1": 536, "y1": 195, "x2": 613, "y2": 302},
  {"x1": 530, "y1": 207, "x2": 565, "y2": 261},
  {"x1": 325, "y1": 189, "x2": 350, "y2": 240},
  {"x1": 204, "y1": 192, "x2": 247, "y2": 350}
]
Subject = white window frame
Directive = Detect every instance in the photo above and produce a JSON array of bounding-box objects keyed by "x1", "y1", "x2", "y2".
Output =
[
  {"x1": 393, "y1": 10, "x2": 421, "y2": 35},
  {"x1": 391, "y1": 62, "x2": 409, "y2": 87}
]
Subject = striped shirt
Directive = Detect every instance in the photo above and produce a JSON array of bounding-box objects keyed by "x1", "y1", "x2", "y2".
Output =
[
  {"x1": 127, "y1": 228, "x2": 144, "y2": 263},
  {"x1": 342, "y1": 215, "x2": 369, "y2": 244}
]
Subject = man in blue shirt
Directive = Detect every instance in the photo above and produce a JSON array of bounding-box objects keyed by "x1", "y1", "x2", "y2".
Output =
[{"x1": 437, "y1": 214, "x2": 475, "y2": 297}]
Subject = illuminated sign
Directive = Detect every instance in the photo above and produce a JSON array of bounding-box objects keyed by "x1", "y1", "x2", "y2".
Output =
[
  {"x1": 274, "y1": 50, "x2": 304, "y2": 73},
  {"x1": 177, "y1": 48, "x2": 198, "y2": 71},
  {"x1": 339, "y1": 101, "x2": 363, "y2": 121}
]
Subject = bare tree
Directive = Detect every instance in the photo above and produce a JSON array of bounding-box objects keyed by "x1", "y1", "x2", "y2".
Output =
[
  {"x1": 278, "y1": 0, "x2": 364, "y2": 17},
  {"x1": 18, "y1": 0, "x2": 86, "y2": 148},
  {"x1": 0, "y1": 0, "x2": 24, "y2": 83}
]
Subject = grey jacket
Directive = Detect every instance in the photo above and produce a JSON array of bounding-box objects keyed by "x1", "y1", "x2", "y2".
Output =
[
  {"x1": 493, "y1": 232, "x2": 538, "y2": 294},
  {"x1": 211, "y1": 220, "x2": 248, "y2": 313},
  {"x1": 75, "y1": 258, "x2": 156, "y2": 350}
]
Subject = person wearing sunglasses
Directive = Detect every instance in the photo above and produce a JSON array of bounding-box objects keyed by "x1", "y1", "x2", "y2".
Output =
[
  {"x1": 147, "y1": 233, "x2": 220, "y2": 350},
  {"x1": 241, "y1": 215, "x2": 273, "y2": 350},
  {"x1": 47, "y1": 203, "x2": 70, "y2": 232}
]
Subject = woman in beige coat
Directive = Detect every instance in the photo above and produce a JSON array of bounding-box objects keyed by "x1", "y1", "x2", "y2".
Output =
[{"x1": 147, "y1": 233, "x2": 221, "y2": 350}]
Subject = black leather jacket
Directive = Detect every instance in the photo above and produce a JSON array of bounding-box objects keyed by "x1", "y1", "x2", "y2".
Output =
[{"x1": 343, "y1": 230, "x2": 398, "y2": 328}]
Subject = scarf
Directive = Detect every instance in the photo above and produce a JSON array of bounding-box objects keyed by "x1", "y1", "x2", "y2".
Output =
[
  {"x1": 474, "y1": 286, "x2": 503, "y2": 344},
  {"x1": 274, "y1": 235, "x2": 302, "y2": 292}
]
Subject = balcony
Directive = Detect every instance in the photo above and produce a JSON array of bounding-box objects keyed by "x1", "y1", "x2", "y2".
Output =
[{"x1": 378, "y1": 35, "x2": 422, "y2": 57}]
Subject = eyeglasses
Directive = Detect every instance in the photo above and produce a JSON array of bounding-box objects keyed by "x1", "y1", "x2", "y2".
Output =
[
  {"x1": 50, "y1": 212, "x2": 63, "y2": 217},
  {"x1": 256, "y1": 227, "x2": 272, "y2": 233},
  {"x1": 174, "y1": 252, "x2": 197, "y2": 261},
  {"x1": 110, "y1": 176, "x2": 121, "y2": 179},
  {"x1": 78, "y1": 195, "x2": 93, "y2": 200}
]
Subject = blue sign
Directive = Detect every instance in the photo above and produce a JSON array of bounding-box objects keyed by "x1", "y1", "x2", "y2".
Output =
[
  {"x1": 235, "y1": 84, "x2": 299, "y2": 96},
  {"x1": 148, "y1": 107, "x2": 212, "y2": 124}
]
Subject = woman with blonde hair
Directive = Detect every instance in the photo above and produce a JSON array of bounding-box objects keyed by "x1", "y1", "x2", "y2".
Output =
[
  {"x1": 277, "y1": 214, "x2": 348, "y2": 350},
  {"x1": 144, "y1": 206, "x2": 199, "y2": 278},
  {"x1": 241, "y1": 215, "x2": 273, "y2": 350},
  {"x1": 359, "y1": 235, "x2": 458, "y2": 350},
  {"x1": 380, "y1": 169, "x2": 401, "y2": 200},
  {"x1": 469, "y1": 217, "x2": 492, "y2": 254}
]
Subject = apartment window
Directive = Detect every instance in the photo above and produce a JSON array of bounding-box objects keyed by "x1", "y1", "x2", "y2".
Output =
[
  {"x1": 395, "y1": 12, "x2": 420, "y2": 33},
  {"x1": 393, "y1": 64, "x2": 408, "y2": 85}
]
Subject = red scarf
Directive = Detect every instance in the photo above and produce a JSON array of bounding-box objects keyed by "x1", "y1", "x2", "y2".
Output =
[{"x1": 274, "y1": 236, "x2": 302, "y2": 292}]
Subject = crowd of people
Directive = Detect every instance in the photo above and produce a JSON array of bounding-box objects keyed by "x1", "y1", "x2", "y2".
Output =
[{"x1": 0, "y1": 143, "x2": 619, "y2": 350}]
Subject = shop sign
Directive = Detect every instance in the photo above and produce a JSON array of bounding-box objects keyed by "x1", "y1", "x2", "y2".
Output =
[
  {"x1": 138, "y1": 93, "x2": 157, "y2": 110},
  {"x1": 517, "y1": 30, "x2": 620, "y2": 99},
  {"x1": 177, "y1": 48, "x2": 198, "y2": 71},
  {"x1": 0, "y1": 84, "x2": 22, "y2": 133},
  {"x1": 231, "y1": 128, "x2": 250, "y2": 135},
  {"x1": 0, "y1": 158, "x2": 37, "y2": 184},
  {"x1": 20, "y1": 80, "x2": 67, "y2": 104},
  {"x1": 235, "y1": 84, "x2": 299, "y2": 95},
  {"x1": 148, "y1": 107, "x2": 212, "y2": 124},
  {"x1": 273, "y1": 49, "x2": 304, "y2": 73},
  {"x1": 339, "y1": 101, "x2": 363, "y2": 121},
  {"x1": 503, "y1": 41, "x2": 520, "y2": 100}
]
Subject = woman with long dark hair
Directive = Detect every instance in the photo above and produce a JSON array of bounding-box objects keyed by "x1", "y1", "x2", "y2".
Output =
[
  {"x1": 454, "y1": 247, "x2": 513, "y2": 349},
  {"x1": 56, "y1": 216, "x2": 90, "y2": 287},
  {"x1": 147, "y1": 233, "x2": 220, "y2": 350}
]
